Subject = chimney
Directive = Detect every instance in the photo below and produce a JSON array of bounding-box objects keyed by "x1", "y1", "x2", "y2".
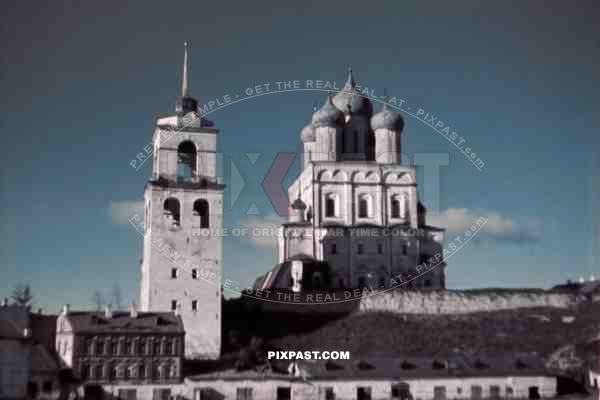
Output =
[
  {"x1": 23, "y1": 328, "x2": 31, "y2": 338},
  {"x1": 1, "y1": 298, "x2": 7, "y2": 307},
  {"x1": 104, "y1": 304, "x2": 113, "y2": 319},
  {"x1": 61, "y1": 304, "x2": 70, "y2": 316},
  {"x1": 129, "y1": 302, "x2": 138, "y2": 318}
]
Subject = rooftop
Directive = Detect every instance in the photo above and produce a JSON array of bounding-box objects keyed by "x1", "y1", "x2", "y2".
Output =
[{"x1": 63, "y1": 311, "x2": 184, "y2": 334}]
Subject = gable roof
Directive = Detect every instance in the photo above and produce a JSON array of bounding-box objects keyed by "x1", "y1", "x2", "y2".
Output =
[{"x1": 64, "y1": 311, "x2": 184, "y2": 334}]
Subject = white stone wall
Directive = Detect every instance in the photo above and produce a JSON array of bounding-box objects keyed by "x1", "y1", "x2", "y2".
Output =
[
  {"x1": 91, "y1": 383, "x2": 186, "y2": 400},
  {"x1": 359, "y1": 290, "x2": 577, "y2": 314},
  {"x1": 182, "y1": 375, "x2": 556, "y2": 400},
  {"x1": 55, "y1": 314, "x2": 74, "y2": 367},
  {"x1": 140, "y1": 120, "x2": 224, "y2": 360},
  {"x1": 375, "y1": 128, "x2": 399, "y2": 164}
]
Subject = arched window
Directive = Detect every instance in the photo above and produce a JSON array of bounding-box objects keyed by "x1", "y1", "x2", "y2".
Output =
[
  {"x1": 177, "y1": 141, "x2": 196, "y2": 178},
  {"x1": 325, "y1": 194, "x2": 336, "y2": 218},
  {"x1": 358, "y1": 194, "x2": 370, "y2": 218},
  {"x1": 193, "y1": 199, "x2": 210, "y2": 228},
  {"x1": 391, "y1": 196, "x2": 401, "y2": 219},
  {"x1": 163, "y1": 198, "x2": 181, "y2": 225}
]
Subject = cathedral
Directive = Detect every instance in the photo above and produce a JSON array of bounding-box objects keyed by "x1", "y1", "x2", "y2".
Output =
[{"x1": 258, "y1": 68, "x2": 447, "y2": 292}]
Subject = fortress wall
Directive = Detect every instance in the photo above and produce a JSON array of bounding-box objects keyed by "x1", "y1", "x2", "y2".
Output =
[{"x1": 237, "y1": 289, "x2": 579, "y2": 314}]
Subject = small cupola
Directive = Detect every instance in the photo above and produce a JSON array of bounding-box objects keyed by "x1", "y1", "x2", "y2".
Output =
[
  {"x1": 312, "y1": 93, "x2": 344, "y2": 128},
  {"x1": 371, "y1": 95, "x2": 404, "y2": 132},
  {"x1": 290, "y1": 198, "x2": 307, "y2": 223}
]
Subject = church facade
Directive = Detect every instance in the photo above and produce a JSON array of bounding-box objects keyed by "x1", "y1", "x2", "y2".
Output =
[{"x1": 273, "y1": 69, "x2": 446, "y2": 291}]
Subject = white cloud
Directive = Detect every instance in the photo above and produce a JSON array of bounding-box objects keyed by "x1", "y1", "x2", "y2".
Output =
[
  {"x1": 238, "y1": 214, "x2": 285, "y2": 249},
  {"x1": 427, "y1": 208, "x2": 542, "y2": 243},
  {"x1": 109, "y1": 200, "x2": 144, "y2": 225}
]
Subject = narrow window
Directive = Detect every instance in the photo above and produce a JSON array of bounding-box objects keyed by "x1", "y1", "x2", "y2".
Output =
[
  {"x1": 170, "y1": 300, "x2": 177, "y2": 311},
  {"x1": 401, "y1": 242, "x2": 408, "y2": 255},
  {"x1": 193, "y1": 199, "x2": 210, "y2": 228},
  {"x1": 171, "y1": 268, "x2": 178, "y2": 279},
  {"x1": 357, "y1": 243, "x2": 364, "y2": 255},
  {"x1": 490, "y1": 386, "x2": 501, "y2": 399},
  {"x1": 192, "y1": 300, "x2": 198, "y2": 311},
  {"x1": 118, "y1": 389, "x2": 137, "y2": 400},
  {"x1": 506, "y1": 387, "x2": 514, "y2": 397},
  {"x1": 324, "y1": 387, "x2": 335, "y2": 400},
  {"x1": 331, "y1": 244, "x2": 337, "y2": 255},
  {"x1": 391, "y1": 196, "x2": 400, "y2": 218},
  {"x1": 425, "y1": 279, "x2": 432, "y2": 287},
  {"x1": 163, "y1": 198, "x2": 181, "y2": 225},
  {"x1": 192, "y1": 268, "x2": 198, "y2": 279},
  {"x1": 358, "y1": 277, "x2": 367, "y2": 290},
  {"x1": 357, "y1": 387, "x2": 372, "y2": 400},
  {"x1": 276, "y1": 387, "x2": 291, "y2": 400},
  {"x1": 177, "y1": 141, "x2": 196, "y2": 178},
  {"x1": 434, "y1": 386, "x2": 446, "y2": 400},
  {"x1": 237, "y1": 387, "x2": 253, "y2": 400},
  {"x1": 528, "y1": 387, "x2": 540, "y2": 400},
  {"x1": 109, "y1": 364, "x2": 117, "y2": 381},
  {"x1": 80, "y1": 364, "x2": 90, "y2": 380},
  {"x1": 325, "y1": 195, "x2": 336, "y2": 217},
  {"x1": 471, "y1": 386, "x2": 482, "y2": 400},
  {"x1": 358, "y1": 196, "x2": 369, "y2": 218},
  {"x1": 42, "y1": 381, "x2": 52, "y2": 393},
  {"x1": 379, "y1": 276, "x2": 386, "y2": 288},
  {"x1": 377, "y1": 243, "x2": 383, "y2": 254}
]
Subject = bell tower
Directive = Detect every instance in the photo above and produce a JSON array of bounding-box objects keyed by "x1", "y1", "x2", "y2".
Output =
[{"x1": 140, "y1": 42, "x2": 223, "y2": 359}]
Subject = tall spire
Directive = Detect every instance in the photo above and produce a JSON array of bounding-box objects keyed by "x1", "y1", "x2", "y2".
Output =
[
  {"x1": 345, "y1": 65, "x2": 356, "y2": 88},
  {"x1": 176, "y1": 41, "x2": 198, "y2": 115},
  {"x1": 182, "y1": 41, "x2": 189, "y2": 97}
]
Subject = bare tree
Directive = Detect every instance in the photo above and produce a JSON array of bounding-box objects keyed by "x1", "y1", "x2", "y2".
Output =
[
  {"x1": 91, "y1": 290, "x2": 104, "y2": 311},
  {"x1": 11, "y1": 284, "x2": 33, "y2": 308},
  {"x1": 111, "y1": 284, "x2": 123, "y2": 310}
]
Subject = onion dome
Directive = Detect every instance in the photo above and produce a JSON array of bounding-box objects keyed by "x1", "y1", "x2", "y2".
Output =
[
  {"x1": 371, "y1": 97, "x2": 404, "y2": 131},
  {"x1": 291, "y1": 197, "x2": 307, "y2": 211},
  {"x1": 312, "y1": 93, "x2": 344, "y2": 128},
  {"x1": 332, "y1": 66, "x2": 373, "y2": 116},
  {"x1": 300, "y1": 124, "x2": 316, "y2": 143}
]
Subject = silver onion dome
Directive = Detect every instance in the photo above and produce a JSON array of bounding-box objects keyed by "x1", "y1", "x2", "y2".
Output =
[
  {"x1": 311, "y1": 93, "x2": 344, "y2": 128},
  {"x1": 371, "y1": 98, "x2": 404, "y2": 131},
  {"x1": 332, "y1": 67, "x2": 373, "y2": 116}
]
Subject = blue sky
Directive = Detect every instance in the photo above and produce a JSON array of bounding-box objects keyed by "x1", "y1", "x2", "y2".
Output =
[{"x1": 1, "y1": 0, "x2": 598, "y2": 311}]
